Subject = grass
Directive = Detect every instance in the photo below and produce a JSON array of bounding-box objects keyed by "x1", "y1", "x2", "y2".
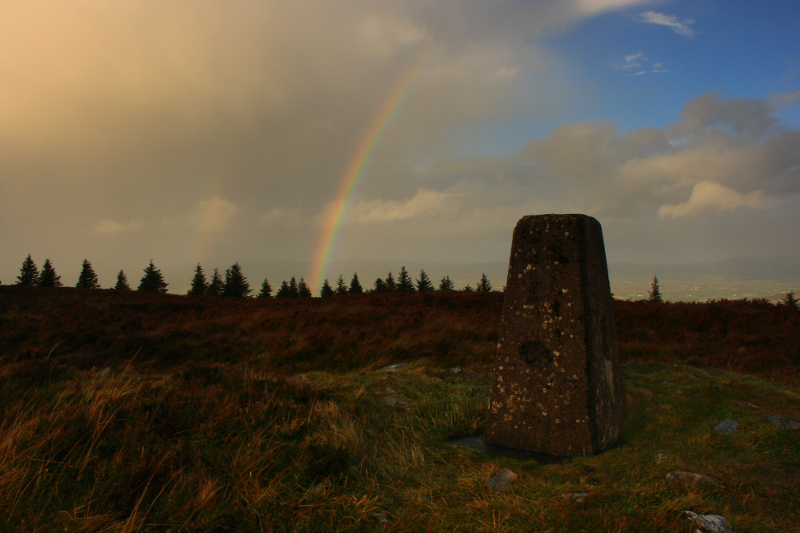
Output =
[{"x1": 0, "y1": 286, "x2": 798, "y2": 531}]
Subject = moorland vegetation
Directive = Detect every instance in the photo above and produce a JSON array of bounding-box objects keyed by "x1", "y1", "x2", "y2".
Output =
[{"x1": 1, "y1": 258, "x2": 799, "y2": 531}]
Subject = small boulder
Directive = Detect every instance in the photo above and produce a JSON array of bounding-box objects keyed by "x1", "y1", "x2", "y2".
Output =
[
  {"x1": 560, "y1": 491, "x2": 590, "y2": 503},
  {"x1": 712, "y1": 419, "x2": 739, "y2": 435},
  {"x1": 379, "y1": 363, "x2": 409, "y2": 373},
  {"x1": 486, "y1": 468, "x2": 518, "y2": 493},
  {"x1": 383, "y1": 397, "x2": 409, "y2": 407},
  {"x1": 654, "y1": 453, "x2": 668, "y2": 464},
  {"x1": 667, "y1": 471, "x2": 723, "y2": 488},
  {"x1": 764, "y1": 414, "x2": 800, "y2": 430},
  {"x1": 680, "y1": 511, "x2": 734, "y2": 533}
]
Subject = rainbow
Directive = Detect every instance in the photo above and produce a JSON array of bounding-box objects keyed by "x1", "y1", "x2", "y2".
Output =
[{"x1": 309, "y1": 52, "x2": 435, "y2": 293}]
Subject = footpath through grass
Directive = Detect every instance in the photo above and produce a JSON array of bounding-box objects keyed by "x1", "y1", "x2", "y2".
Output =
[{"x1": 1, "y1": 286, "x2": 798, "y2": 531}]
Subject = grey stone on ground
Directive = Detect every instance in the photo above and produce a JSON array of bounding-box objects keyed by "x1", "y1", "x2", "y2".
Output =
[
  {"x1": 681, "y1": 511, "x2": 734, "y2": 533},
  {"x1": 385, "y1": 387, "x2": 396, "y2": 394},
  {"x1": 730, "y1": 399, "x2": 758, "y2": 409},
  {"x1": 654, "y1": 453, "x2": 668, "y2": 464},
  {"x1": 485, "y1": 468, "x2": 518, "y2": 493},
  {"x1": 383, "y1": 397, "x2": 409, "y2": 407},
  {"x1": 560, "y1": 491, "x2": 590, "y2": 502},
  {"x1": 764, "y1": 414, "x2": 800, "y2": 430},
  {"x1": 667, "y1": 471, "x2": 723, "y2": 488},
  {"x1": 712, "y1": 419, "x2": 739, "y2": 435},
  {"x1": 379, "y1": 363, "x2": 409, "y2": 372},
  {"x1": 91, "y1": 366, "x2": 111, "y2": 377},
  {"x1": 440, "y1": 366, "x2": 475, "y2": 381},
  {"x1": 287, "y1": 374, "x2": 312, "y2": 386}
]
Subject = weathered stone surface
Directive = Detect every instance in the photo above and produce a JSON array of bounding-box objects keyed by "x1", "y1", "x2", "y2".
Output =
[
  {"x1": 485, "y1": 468, "x2": 518, "y2": 492},
  {"x1": 667, "y1": 471, "x2": 724, "y2": 488},
  {"x1": 712, "y1": 419, "x2": 739, "y2": 435},
  {"x1": 484, "y1": 214, "x2": 625, "y2": 457},
  {"x1": 379, "y1": 363, "x2": 409, "y2": 373},
  {"x1": 681, "y1": 511, "x2": 734, "y2": 533},
  {"x1": 383, "y1": 397, "x2": 409, "y2": 407},
  {"x1": 560, "y1": 491, "x2": 590, "y2": 502},
  {"x1": 764, "y1": 414, "x2": 800, "y2": 430}
]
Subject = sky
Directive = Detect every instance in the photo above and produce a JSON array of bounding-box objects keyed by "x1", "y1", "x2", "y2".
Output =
[{"x1": 2, "y1": 0, "x2": 799, "y2": 293}]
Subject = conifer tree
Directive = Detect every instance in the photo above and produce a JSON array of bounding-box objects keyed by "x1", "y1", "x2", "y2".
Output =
[
  {"x1": 187, "y1": 264, "x2": 207, "y2": 296},
  {"x1": 349, "y1": 273, "x2": 363, "y2": 294},
  {"x1": 320, "y1": 279, "x2": 334, "y2": 297},
  {"x1": 477, "y1": 273, "x2": 492, "y2": 292},
  {"x1": 288, "y1": 277, "x2": 299, "y2": 297},
  {"x1": 648, "y1": 275, "x2": 663, "y2": 303},
  {"x1": 275, "y1": 280, "x2": 291, "y2": 298},
  {"x1": 416, "y1": 269, "x2": 434, "y2": 292},
  {"x1": 16, "y1": 255, "x2": 39, "y2": 286},
  {"x1": 781, "y1": 290, "x2": 799, "y2": 311},
  {"x1": 76, "y1": 259, "x2": 101, "y2": 289},
  {"x1": 461, "y1": 283, "x2": 473, "y2": 292},
  {"x1": 115, "y1": 270, "x2": 131, "y2": 290},
  {"x1": 38, "y1": 259, "x2": 62, "y2": 287},
  {"x1": 384, "y1": 272, "x2": 396, "y2": 292},
  {"x1": 397, "y1": 266, "x2": 415, "y2": 293},
  {"x1": 257, "y1": 278, "x2": 273, "y2": 298},
  {"x1": 222, "y1": 263, "x2": 251, "y2": 297},
  {"x1": 335, "y1": 275, "x2": 348, "y2": 295},
  {"x1": 205, "y1": 268, "x2": 223, "y2": 296},
  {"x1": 298, "y1": 277, "x2": 312, "y2": 297},
  {"x1": 438, "y1": 276, "x2": 454, "y2": 291},
  {"x1": 373, "y1": 278, "x2": 387, "y2": 292},
  {"x1": 138, "y1": 260, "x2": 167, "y2": 293}
]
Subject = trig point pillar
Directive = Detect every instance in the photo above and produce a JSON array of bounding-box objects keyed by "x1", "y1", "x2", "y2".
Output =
[{"x1": 484, "y1": 214, "x2": 625, "y2": 457}]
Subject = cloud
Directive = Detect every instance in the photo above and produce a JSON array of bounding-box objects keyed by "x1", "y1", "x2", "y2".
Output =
[
  {"x1": 259, "y1": 207, "x2": 300, "y2": 228},
  {"x1": 636, "y1": 11, "x2": 695, "y2": 37},
  {"x1": 347, "y1": 189, "x2": 457, "y2": 223},
  {"x1": 94, "y1": 218, "x2": 145, "y2": 235},
  {"x1": 615, "y1": 52, "x2": 669, "y2": 75},
  {"x1": 658, "y1": 181, "x2": 767, "y2": 218},
  {"x1": 194, "y1": 196, "x2": 239, "y2": 234}
]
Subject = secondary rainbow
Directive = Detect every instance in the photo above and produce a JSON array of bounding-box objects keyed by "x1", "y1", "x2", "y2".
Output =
[{"x1": 309, "y1": 53, "x2": 434, "y2": 292}]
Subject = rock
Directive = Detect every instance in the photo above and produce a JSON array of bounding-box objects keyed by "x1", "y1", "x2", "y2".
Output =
[
  {"x1": 729, "y1": 400, "x2": 759, "y2": 409},
  {"x1": 654, "y1": 453, "x2": 668, "y2": 464},
  {"x1": 287, "y1": 374, "x2": 310, "y2": 385},
  {"x1": 383, "y1": 397, "x2": 409, "y2": 407},
  {"x1": 440, "y1": 366, "x2": 475, "y2": 381},
  {"x1": 764, "y1": 414, "x2": 800, "y2": 430},
  {"x1": 91, "y1": 366, "x2": 111, "y2": 377},
  {"x1": 385, "y1": 387, "x2": 396, "y2": 394},
  {"x1": 485, "y1": 214, "x2": 626, "y2": 457},
  {"x1": 680, "y1": 511, "x2": 734, "y2": 533},
  {"x1": 560, "y1": 491, "x2": 590, "y2": 502},
  {"x1": 485, "y1": 468, "x2": 518, "y2": 493},
  {"x1": 667, "y1": 471, "x2": 723, "y2": 488},
  {"x1": 712, "y1": 419, "x2": 739, "y2": 435},
  {"x1": 379, "y1": 363, "x2": 409, "y2": 373}
]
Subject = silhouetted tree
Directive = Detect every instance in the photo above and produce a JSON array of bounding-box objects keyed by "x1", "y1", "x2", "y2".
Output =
[
  {"x1": 298, "y1": 277, "x2": 312, "y2": 297},
  {"x1": 320, "y1": 279, "x2": 334, "y2": 297},
  {"x1": 288, "y1": 277, "x2": 299, "y2": 297},
  {"x1": 38, "y1": 259, "x2": 62, "y2": 287},
  {"x1": 373, "y1": 278, "x2": 387, "y2": 292},
  {"x1": 349, "y1": 273, "x2": 363, "y2": 294},
  {"x1": 416, "y1": 269, "x2": 434, "y2": 292},
  {"x1": 223, "y1": 263, "x2": 251, "y2": 297},
  {"x1": 335, "y1": 275, "x2": 348, "y2": 295},
  {"x1": 648, "y1": 275, "x2": 663, "y2": 303},
  {"x1": 438, "y1": 276, "x2": 454, "y2": 291},
  {"x1": 384, "y1": 271, "x2": 396, "y2": 292},
  {"x1": 275, "y1": 280, "x2": 291, "y2": 298},
  {"x1": 138, "y1": 260, "x2": 167, "y2": 293},
  {"x1": 187, "y1": 264, "x2": 207, "y2": 295},
  {"x1": 477, "y1": 273, "x2": 492, "y2": 292},
  {"x1": 115, "y1": 270, "x2": 131, "y2": 290},
  {"x1": 76, "y1": 259, "x2": 100, "y2": 289},
  {"x1": 782, "y1": 290, "x2": 799, "y2": 311},
  {"x1": 397, "y1": 266, "x2": 415, "y2": 293},
  {"x1": 257, "y1": 278, "x2": 273, "y2": 298},
  {"x1": 16, "y1": 255, "x2": 38, "y2": 286},
  {"x1": 205, "y1": 269, "x2": 223, "y2": 296},
  {"x1": 461, "y1": 283, "x2": 473, "y2": 292}
]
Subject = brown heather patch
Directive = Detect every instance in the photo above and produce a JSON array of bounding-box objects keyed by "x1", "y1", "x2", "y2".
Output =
[{"x1": 0, "y1": 286, "x2": 798, "y2": 531}]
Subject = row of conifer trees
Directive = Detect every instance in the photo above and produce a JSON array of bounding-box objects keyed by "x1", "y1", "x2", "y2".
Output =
[{"x1": 10, "y1": 255, "x2": 494, "y2": 298}]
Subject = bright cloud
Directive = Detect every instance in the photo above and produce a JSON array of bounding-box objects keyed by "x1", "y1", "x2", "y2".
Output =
[
  {"x1": 658, "y1": 181, "x2": 766, "y2": 218},
  {"x1": 636, "y1": 11, "x2": 695, "y2": 38},
  {"x1": 94, "y1": 218, "x2": 145, "y2": 235},
  {"x1": 349, "y1": 189, "x2": 457, "y2": 223},
  {"x1": 195, "y1": 196, "x2": 239, "y2": 234},
  {"x1": 259, "y1": 207, "x2": 300, "y2": 228}
]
